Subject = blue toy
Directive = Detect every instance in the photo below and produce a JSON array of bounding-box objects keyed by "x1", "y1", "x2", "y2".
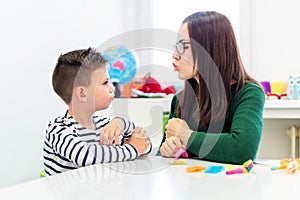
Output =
[
  {"x1": 287, "y1": 76, "x2": 300, "y2": 100},
  {"x1": 102, "y1": 45, "x2": 137, "y2": 85},
  {"x1": 102, "y1": 45, "x2": 137, "y2": 98}
]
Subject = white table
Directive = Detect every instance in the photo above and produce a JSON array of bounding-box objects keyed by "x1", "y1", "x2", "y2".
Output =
[{"x1": 1, "y1": 156, "x2": 299, "y2": 200}]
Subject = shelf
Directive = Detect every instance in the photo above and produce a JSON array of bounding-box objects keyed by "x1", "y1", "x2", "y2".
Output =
[
  {"x1": 103, "y1": 98, "x2": 300, "y2": 120},
  {"x1": 264, "y1": 100, "x2": 300, "y2": 108},
  {"x1": 264, "y1": 100, "x2": 300, "y2": 119}
]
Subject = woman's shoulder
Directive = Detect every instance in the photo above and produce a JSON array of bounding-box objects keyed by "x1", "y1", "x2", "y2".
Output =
[
  {"x1": 171, "y1": 89, "x2": 184, "y2": 102},
  {"x1": 243, "y1": 82, "x2": 264, "y2": 93},
  {"x1": 235, "y1": 82, "x2": 265, "y2": 101}
]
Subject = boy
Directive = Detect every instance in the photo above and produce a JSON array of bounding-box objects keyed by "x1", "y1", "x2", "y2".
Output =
[{"x1": 43, "y1": 48, "x2": 151, "y2": 176}]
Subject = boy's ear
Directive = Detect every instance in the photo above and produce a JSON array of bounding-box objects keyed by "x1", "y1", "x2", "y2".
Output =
[{"x1": 74, "y1": 86, "x2": 87, "y2": 102}]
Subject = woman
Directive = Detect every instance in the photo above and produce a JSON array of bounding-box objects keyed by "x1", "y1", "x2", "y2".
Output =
[{"x1": 158, "y1": 11, "x2": 265, "y2": 164}]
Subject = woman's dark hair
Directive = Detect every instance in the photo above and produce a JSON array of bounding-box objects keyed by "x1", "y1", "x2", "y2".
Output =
[{"x1": 176, "y1": 11, "x2": 259, "y2": 128}]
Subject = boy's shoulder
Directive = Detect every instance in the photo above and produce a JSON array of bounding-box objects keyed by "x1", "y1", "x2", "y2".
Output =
[{"x1": 47, "y1": 111, "x2": 77, "y2": 129}]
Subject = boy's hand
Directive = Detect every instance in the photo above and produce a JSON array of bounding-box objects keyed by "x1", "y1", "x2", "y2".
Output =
[
  {"x1": 100, "y1": 117, "x2": 124, "y2": 145},
  {"x1": 128, "y1": 127, "x2": 151, "y2": 156}
]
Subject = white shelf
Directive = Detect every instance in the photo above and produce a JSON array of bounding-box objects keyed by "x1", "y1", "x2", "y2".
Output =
[
  {"x1": 264, "y1": 100, "x2": 300, "y2": 108},
  {"x1": 264, "y1": 100, "x2": 300, "y2": 119},
  {"x1": 106, "y1": 98, "x2": 300, "y2": 119}
]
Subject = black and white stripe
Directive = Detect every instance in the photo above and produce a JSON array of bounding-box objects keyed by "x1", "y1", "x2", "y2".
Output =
[{"x1": 43, "y1": 111, "x2": 139, "y2": 176}]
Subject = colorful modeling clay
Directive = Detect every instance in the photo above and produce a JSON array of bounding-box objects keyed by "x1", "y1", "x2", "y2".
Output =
[
  {"x1": 170, "y1": 159, "x2": 187, "y2": 165},
  {"x1": 226, "y1": 167, "x2": 247, "y2": 175},
  {"x1": 204, "y1": 165, "x2": 225, "y2": 174},
  {"x1": 243, "y1": 159, "x2": 254, "y2": 172},
  {"x1": 186, "y1": 166, "x2": 206, "y2": 173},
  {"x1": 224, "y1": 160, "x2": 254, "y2": 175},
  {"x1": 225, "y1": 165, "x2": 238, "y2": 171},
  {"x1": 174, "y1": 147, "x2": 188, "y2": 159},
  {"x1": 270, "y1": 166, "x2": 280, "y2": 170}
]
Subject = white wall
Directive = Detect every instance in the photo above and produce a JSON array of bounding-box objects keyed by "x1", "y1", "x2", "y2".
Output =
[
  {"x1": 240, "y1": 0, "x2": 300, "y2": 81},
  {"x1": 150, "y1": 0, "x2": 300, "y2": 83},
  {"x1": 0, "y1": 0, "x2": 152, "y2": 188},
  {"x1": 240, "y1": 0, "x2": 300, "y2": 160}
]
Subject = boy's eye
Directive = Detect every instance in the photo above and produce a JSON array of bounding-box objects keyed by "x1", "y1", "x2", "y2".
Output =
[{"x1": 103, "y1": 81, "x2": 109, "y2": 85}]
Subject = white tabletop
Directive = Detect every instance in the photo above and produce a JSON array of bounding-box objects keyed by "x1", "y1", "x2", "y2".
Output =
[{"x1": 0, "y1": 156, "x2": 299, "y2": 200}]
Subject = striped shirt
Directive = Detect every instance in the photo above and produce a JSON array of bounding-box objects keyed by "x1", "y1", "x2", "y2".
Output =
[{"x1": 43, "y1": 111, "x2": 143, "y2": 176}]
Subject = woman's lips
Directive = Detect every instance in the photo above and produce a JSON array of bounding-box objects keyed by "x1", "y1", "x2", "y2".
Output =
[{"x1": 173, "y1": 63, "x2": 179, "y2": 71}]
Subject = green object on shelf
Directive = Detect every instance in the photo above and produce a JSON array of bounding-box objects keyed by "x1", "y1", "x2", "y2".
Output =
[{"x1": 163, "y1": 112, "x2": 169, "y2": 133}]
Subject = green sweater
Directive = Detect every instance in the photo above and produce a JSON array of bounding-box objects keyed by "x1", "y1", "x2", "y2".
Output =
[{"x1": 158, "y1": 82, "x2": 265, "y2": 164}]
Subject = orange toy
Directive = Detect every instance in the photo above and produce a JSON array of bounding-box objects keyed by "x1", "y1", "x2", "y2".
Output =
[{"x1": 186, "y1": 166, "x2": 206, "y2": 173}]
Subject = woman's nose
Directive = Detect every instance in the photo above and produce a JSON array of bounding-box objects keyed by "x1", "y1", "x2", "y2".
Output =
[{"x1": 172, "y1": 51, "x2": 180, "y2": 60}]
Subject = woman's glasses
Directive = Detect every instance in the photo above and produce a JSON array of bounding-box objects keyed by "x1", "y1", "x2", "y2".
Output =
[{"x1": 173, "y1": 40, "x2": 191, "y2": 55}]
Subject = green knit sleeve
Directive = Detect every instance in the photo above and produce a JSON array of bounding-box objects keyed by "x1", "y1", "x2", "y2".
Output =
[{"x1": 187, "y1": 83, "x2": 265, "y2": 164}]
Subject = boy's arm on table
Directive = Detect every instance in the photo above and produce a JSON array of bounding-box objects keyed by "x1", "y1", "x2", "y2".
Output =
[
  {"x1": 114, "y1": 117, "x2": 136, "y2": 138},
  {"x1": 45, "y1": 123, "x2": 138, "y2": 166},
  {"x1": 125, "y1": 127, "x2": 152, "y2": 156},
  {"x1": 100, "y1": 116, "x2": 136, "y2": 145}
]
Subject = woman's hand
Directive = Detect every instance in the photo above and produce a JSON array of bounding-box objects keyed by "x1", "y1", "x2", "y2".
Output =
[
  {"x1": 165, "y1": 118, "x2": 193, "y2": 146},
  {"x1": 160, "y1": 136, "x2": 184, "y2": 157},
  {"x1": 100, "y1": 117, "x2": 124, "y2": 145}
]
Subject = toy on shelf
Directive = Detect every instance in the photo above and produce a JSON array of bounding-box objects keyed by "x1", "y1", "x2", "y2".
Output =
[
  {"x1": 103, "y1": 45, "x2": 137, "y2": 98},
  {"x1": 287, "y1": 76, "x2": 300, "y2": 100},
  {"x1": 138, "y1": 73, "x2": 176, "y2": 95},
  {"x1": 261, "y1": 81, "x2": 288, "y2": 99},
  {"x1": 131, "y1": 73, "x2": 176, "y2": 98}
]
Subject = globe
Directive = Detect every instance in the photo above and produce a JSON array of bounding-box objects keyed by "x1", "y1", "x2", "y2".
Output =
[{"x1": 102, "y1": 45, "x2": 137, "y2": 85}]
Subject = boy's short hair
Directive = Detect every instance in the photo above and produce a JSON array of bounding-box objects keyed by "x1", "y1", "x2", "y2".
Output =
[{"x1": 52, "y1": 47, "x2": 108, "y2": 104}]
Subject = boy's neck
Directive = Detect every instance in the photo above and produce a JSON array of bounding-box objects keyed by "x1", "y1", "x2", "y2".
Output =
[{"x1": 69, "y1": 106, "x2": 96, "y2": 130}]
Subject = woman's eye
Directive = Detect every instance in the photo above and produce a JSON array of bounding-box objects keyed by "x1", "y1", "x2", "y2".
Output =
[{"x1": 103, "y1": 81, "x2": 108, "y2": 85}]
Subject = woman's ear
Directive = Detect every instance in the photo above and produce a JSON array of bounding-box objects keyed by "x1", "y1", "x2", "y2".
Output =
[{"x1": 74, "y1": 86, "x2": 87, "y2": 102}]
